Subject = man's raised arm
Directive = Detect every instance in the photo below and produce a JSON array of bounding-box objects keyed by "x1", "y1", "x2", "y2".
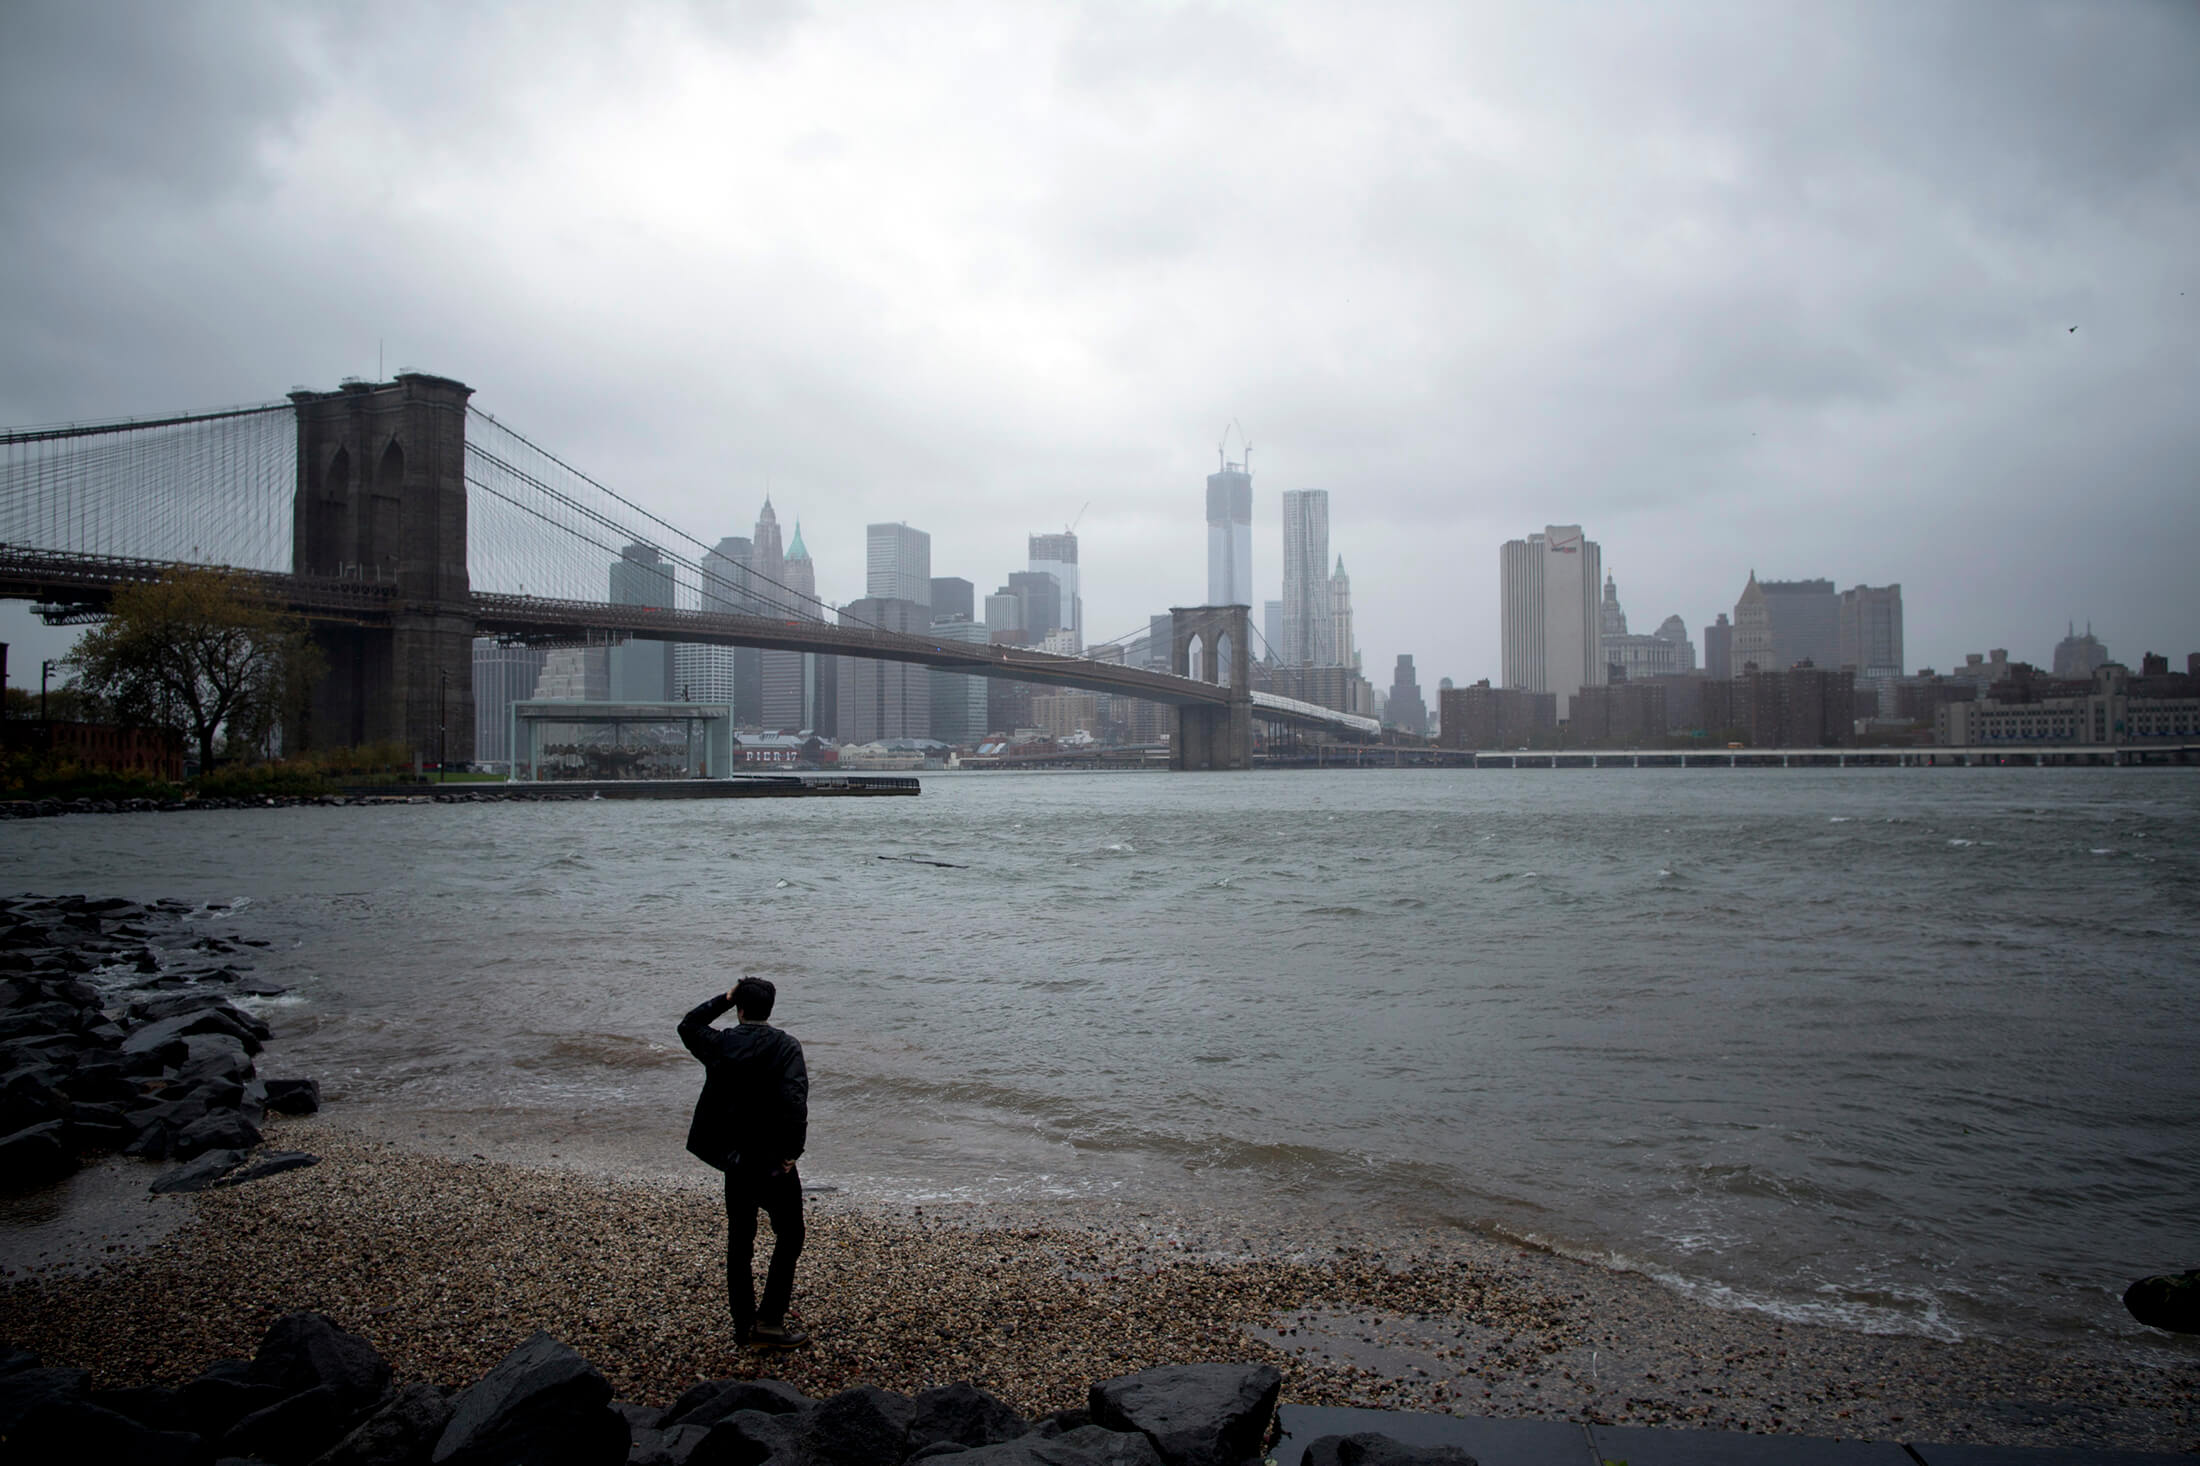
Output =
[{"x1": 679, "y1": 990, "x2": 737, "y2": 1064}]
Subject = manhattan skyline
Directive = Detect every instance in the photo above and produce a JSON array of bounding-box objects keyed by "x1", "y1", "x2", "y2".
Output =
[{"x1": 1, "y1": 3, "x2": 2194, "y2": 692}]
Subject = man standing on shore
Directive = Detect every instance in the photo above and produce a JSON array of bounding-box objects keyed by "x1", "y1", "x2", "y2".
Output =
[{"x1": 679, "y1": 976, "x2": 810, "y2": 1348}]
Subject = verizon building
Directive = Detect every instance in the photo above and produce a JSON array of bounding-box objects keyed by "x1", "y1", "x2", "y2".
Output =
[{"x1": 1500, "y1": 524, "x2": 1605, "y2": 721}]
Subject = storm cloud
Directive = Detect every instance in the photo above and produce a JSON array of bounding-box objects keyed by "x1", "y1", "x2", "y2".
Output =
[{"x1": 3, "y1": 1, "x2": 2195, "y2": 684}]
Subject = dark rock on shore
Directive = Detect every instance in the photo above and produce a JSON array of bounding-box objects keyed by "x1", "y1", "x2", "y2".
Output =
[
  {"x1": 3, "y1": 892, "x2": 327, "y2": 1200},
  {"x1": 2123, "y1": 1270, "x2": 2200, "y2": 1334},
  {"x1": 0, "y1": 1316, "x2": 1299, "y2": 1466},
  {"x1": 432, "y1": 1329, "x2": 628, "y2": 1466},
  {"x1": 1089, "y1": 1363, "x2": 1281, "y2": 1466},
  {"x1": 0, "y1": 1118, "x2": 77, "y2": 1187},
  {"x1": 251, "y1": 1310, "x2": 393, "y2": 1409},
  {"x1": 1298, "y1": 1434, "x2": 1477, "y2": 1466},
  {"x1": 266, "y1": 1077, "x2": 323, "y2": 1115},
  {"x1": 907, "y1": 1380, "x2": 1031, "y2": 1453},
  {"x1": 315, "y1": 1381, "x2": 455, "y2": 1466},
  {"x1": 151, "y1": 1145, "x2": 253, "y2": 1193},
  {"x1": 663, "y1": 1375, "x2": 813, "y2": 1429}
]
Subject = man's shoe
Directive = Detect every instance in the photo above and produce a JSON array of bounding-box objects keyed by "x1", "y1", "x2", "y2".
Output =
[{"x1": 749, "y1": 1321, "x2": 810, "y2": 1348}]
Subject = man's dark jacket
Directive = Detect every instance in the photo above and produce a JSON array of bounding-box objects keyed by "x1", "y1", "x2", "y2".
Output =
[{"x1": 679, "y1": 993, "x2": 808, "y2": 1174}]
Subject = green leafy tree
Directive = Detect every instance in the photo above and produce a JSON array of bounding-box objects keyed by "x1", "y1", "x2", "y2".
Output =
[
  {"x1": 2, "y1": 683, "x2": 87, "y2": 721},
  {"x1": 68, "y1": 568, "x2": 322, "y2": 774}
]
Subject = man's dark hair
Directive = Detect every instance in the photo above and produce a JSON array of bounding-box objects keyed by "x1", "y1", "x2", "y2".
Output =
[{"x1": 732, "y1": 976, "x2": 776, "y2": 1019}]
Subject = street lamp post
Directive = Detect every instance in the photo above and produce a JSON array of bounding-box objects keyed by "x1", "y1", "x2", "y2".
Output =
[{"x1": 438, "y1": 667, "x2": 449, "y2": 783}]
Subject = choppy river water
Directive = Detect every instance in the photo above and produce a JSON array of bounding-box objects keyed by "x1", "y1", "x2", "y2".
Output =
[{"x1": 9, "y1": 768, "x2": 2198, "y2": 1358}]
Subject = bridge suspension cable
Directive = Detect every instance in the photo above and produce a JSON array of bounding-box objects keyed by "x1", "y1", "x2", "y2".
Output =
[
  {"x1": 463, "y1": 405, "x2": 901, "y2": 637},
  {"x1": 0, "y1": 400, "x2": 294, "y2": 572}
]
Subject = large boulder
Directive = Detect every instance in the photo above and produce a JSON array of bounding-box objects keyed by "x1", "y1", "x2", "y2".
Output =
[
  {"x1": 221, "y1": 1381, "x2": 377, "y2": 1463},
  {"x1": 792, "y1": 1384, "x2": 919, "y2": 1466},
  {"x1": 224, "y1": 1150, "x2": 321, "y2": 1188},
  {"x1": 1053, "y1": 1426, "x2": 1167, "y2": 1466},
  {"x1": 431, "y1": 1330, "x2": 627, "y2": 1466},
  {"x1": 151, "y1": 1146, "x2": 252, "y2": 1194},
  {"x1": 935, "y1": 1437, "x2": 1120, "y2": 1466},
  {"x1": 2125, "y1": 1270, "x2": 2200, "y2": 1333},
  {"x1": 125, "y1": 1096, "x2": 211, "y2": 1159},
  {"x1": 1087, "y1": 1365, "x2": 1281, "y2": 1466},
  {"x1": 0, "y1": 1364, "x2": 91, "y2": 1433},
  {"x1": 121, "y1": 1006, "x2": 264, "y2": 1065},
  {"x1": 662, "y1": 1377, "x2": 813, "y2": 1430},
  {"x1": 179, "y1": 1031, "x2": 256, "y2": 1082},
  {"x1": 906, "y1": 1382, "x2": 1029, "y2": 1453},
  {"x1": 630, "y1": 1421, "x2": 712, "y2": 1466},
  {"x1": 249, "y1": 1312, "x2": 392, "y2": 1409},
  {"x1": 11, "y1": 1399, "x2": 201, "y2": 1466},
  {"x1": 1298, "y1": 1437, "x2": 1477, "y2": 1466},
  {"x1": 0, "y1": 1119, "x2": 77, "y2": 1188},
  {"x1": 686, "y1": 1407, "x2": 803, "y2": 1466},
  {"x1": 265, "y1": 1078, "x2": 322, "y2": 1115},
  {"x1": 172, "y1": 1359, "x2": 289, "y2": 1438},
  {"x1": 307, "y1": 1382, "x2": 454, "y2": 1466},
  {"x1": 170, "y1": 1107, "x2": 263, "y2": 1160}
]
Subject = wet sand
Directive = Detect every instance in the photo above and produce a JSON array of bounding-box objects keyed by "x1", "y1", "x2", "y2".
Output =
[{"x1": 0, "y1": 1118, "x2": 2192, "y2": 1453}]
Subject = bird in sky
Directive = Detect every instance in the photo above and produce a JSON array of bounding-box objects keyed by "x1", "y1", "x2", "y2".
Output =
[{"x1": 2069, "y1": 326, "x2": 2078, "y2": 332}]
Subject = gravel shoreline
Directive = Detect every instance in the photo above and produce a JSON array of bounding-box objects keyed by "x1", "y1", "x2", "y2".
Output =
[{"x1": 1, "y1": 1118, "x2": 2193, "y2": 1454}]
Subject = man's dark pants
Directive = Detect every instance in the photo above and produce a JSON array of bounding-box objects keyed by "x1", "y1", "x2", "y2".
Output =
[{"x1": 725, "y1": 1162, "x2": 804, "y2": 1335}]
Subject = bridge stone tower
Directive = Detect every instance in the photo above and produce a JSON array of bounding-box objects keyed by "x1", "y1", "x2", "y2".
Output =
[
  {"x1": 290, "y1": 374, "x2": 477, "y2": 763},
  {"x1": 1170, "y1": 604, "x2": 1253, "y2": 770}
]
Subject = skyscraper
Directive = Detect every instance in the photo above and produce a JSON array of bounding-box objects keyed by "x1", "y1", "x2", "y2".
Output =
[
  {"x1": 751, "y1": 499, "x2": 803, "y2": 730},
  {"x1": 1280, "y1": 489, "x2": 1333, "y2": 667},
  {"x1": 2052, "y1": 622, "x2": 2109, "y2": 678},
  {"x1": 782, "y1": 521, "x2": 817, "y2": 614},
  {"x1": 866, "y1": 523, "x2": 931, "y2": 606},
  {"x1": 1499, "y1": 525, "x2": 1603, "y2": 720},
  {"x1": 1028, "y1": 532, "x2": 1080, "y2": 652},
  {"x1": 1207, "y1": 452, "x2": 1252, "y2": 608},
  {"x1": 927, "y1": 618, "x2": 990, "y2": 746},
  {"x1": 701, "y1": 536, "x2": 753, "y2": 614},
  {"x1": 472, "y1": 638, "x2": 547, "y2": 767},
  {"x1": 764, "y1": 520, "x2": 824, "y2": 732},
  {"x1": 1330, "y1": 556, "x2": 1355, "y2": 671},
  {"x1": 1704, "y1": 612, "x2": 1734, "y2": 679},
  {"x1": 1758, "y1": 578, "x2": 1839, "y2": 669},
  {"x1": 696, "y1": 532, "x2": 757, "y2": 722},
  {"x1": 1263, "y1": 601, "x2": 1283, "y2": 665},
  {"x1": 1388, "y1": 654, "x2": 1427, "y2": 735},
  {"x1": 841, "y1": 526, "x2": 931, "y2": 740},
  {"x1": 608, "y1": 542, "x2": 676, "y2": 701},
  {"x1": 1837, "y1": 584, "x2": 1904, "y2": 680},
  {"x1": 929, "y1": 577, "x2": 975, "y2": 624},
  {"x1": 1731, "y1": 574, "x2": 1775, "y2": 673},
  {"x1": 750, "y1": 500, "x2": 786, "y2": 610},
  {"x1": 837, "y1": 598, "x2": 930, "y2": 742}
]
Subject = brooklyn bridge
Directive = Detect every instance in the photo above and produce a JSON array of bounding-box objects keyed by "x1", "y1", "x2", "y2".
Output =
[{"x1": 0, "y1": 373, "x2": 1377, "y2": 770}]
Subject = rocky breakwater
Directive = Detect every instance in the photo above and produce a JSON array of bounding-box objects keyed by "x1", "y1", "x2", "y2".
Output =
[
  {"x1": 0, "y1": 893, "x2": 322, "y2": 1198},
  {"x1": 0, "y1": 1311, "x2": 1333, "y2": 1466}
]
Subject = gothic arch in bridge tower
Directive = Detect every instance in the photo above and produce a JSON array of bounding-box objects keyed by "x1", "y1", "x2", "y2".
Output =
[
  {"x1": 365, "y1": 436, "x2": 405, "y2": 582},
  {"x1": 303, "y1": 445, "x2": 351, "y2": 577}
]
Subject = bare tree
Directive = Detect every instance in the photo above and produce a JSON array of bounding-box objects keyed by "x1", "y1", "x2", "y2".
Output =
[{"x1": 68, "y1": 569, "x2": 321, "y2": 774}]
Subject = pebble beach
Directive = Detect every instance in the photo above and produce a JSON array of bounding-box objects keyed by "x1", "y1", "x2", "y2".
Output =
[{"x1": 2, "y1": 1118, "x2": 2193, "y2": 1455}]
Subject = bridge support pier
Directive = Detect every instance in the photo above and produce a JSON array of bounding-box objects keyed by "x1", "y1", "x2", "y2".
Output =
[
  {"x1": 289, "y1": 374, "x2": 477, "y2": 763},
  {"x1": 1169, "y1": 605, "x2": 1253, "y2": 771}
]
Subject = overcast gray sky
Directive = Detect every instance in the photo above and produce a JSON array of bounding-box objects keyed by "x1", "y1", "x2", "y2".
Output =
[{"x1": 4, "y1": 0, "x2": 2196, "y2": 691}]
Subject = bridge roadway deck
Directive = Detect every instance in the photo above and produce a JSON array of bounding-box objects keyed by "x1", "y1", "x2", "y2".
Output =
[
  {"x1": 1, "y1": 549, "x2": 1367, "y2": 733},
  {"x1": 470, "y1": 590, "x2": 1238, "y2": 707}
]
